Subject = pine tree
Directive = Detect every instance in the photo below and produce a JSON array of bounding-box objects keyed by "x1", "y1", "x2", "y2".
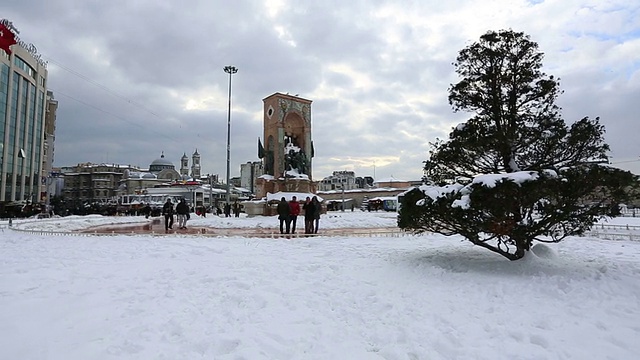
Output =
[{"x1": 398, "y1": 30, "x2": 638, "y2": 260}]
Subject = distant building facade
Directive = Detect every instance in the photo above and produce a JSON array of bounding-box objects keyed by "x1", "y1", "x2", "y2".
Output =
[
  {"x1": 117, "y1": 153, "x2": 183, "y2": 196},
  {"x1": 60, "y1": 153, "x2": 222, "y2": 204},
  {"x1": 318, "y1": 171, "x2": 358, "y2": 191},
  {"x1": 43, "y1": 90, "x2": 58, "y2": 203},
  {"x1": 355, "y1": 176, "x2": 374, "y2": 189},
  {"x1": 61, "y1": 163, "x2": 139, "y2": 203},
  {"x1": 240, "y1": 161, "x2": 263, "y2": 195},
  {"x1": 0, "y1": 19, "x2": 50, "y2": 204},
  {"x1": 374, "y1": 176, "x2": 412, "y2": 189}
]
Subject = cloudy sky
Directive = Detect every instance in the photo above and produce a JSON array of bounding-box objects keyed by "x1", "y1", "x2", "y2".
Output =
[{"x1": 4, "y1": 0, "x2": 640, "y2": 181}]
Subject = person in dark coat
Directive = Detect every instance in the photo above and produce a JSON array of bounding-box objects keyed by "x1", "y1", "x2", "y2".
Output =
[
  {"x1": 224, "y1": 203, "x2": 231, "y2": 217},
  {"x1": 142, "y1": 203, "x2": 152, "y2": 219},
  {"x1": 312, "y1": 196, "x2": 321, "y2": 234},
  {"x1": 277, "y1": 197, "x2": 291, "y2": 234},
  {"x1": 175, "y1": 199, "x2": 189, "y2": 229},
  {"x1": 233, "y1": 201, "x2": 240, "y2": 218},
  {"x1": 302, "y1": 196, "x2": 316, "y2": 235},
  {"x1": 162, "y1": 198, "x2": 175, "y2": 231},
  {"x1": 288, "y1": 196, "x2": 301, "y2": 234}
]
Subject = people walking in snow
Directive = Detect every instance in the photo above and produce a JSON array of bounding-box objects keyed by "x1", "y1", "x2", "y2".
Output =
[
  {"x1": 277, "y1": 197, "x2": 291, "y2": 234},
  {"x1": 162, "y1": 198, "x2": 174, "y2": 231},
  {"x1": 288, "y1": 196, "x2": 301, "y2": 234},
  {"x1": 175, "y1": 198, "x2": 189, "y2": 230}
]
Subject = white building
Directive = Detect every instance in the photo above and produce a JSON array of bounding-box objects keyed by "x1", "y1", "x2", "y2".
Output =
[{"x1": 318, "y1": 171, "x2": 357, "y2": 191}]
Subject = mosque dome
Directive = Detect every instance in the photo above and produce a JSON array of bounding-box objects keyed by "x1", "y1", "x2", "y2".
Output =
[{"x1": 149, "y1": 153, "x2": 175, "y2": 173}]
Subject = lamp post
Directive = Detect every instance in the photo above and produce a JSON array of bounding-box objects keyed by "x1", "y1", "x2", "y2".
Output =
[{"x1": 223, "y1": 65, "x2": 238, "y2": 206}]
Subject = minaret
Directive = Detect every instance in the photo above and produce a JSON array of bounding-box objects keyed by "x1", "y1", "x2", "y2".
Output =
[
  {"x1": 180, "y1": 153, "x2": 189, "y2": 177},
  {"x1": 191, "y1": 149, "x2": 201, "y2": 179}
]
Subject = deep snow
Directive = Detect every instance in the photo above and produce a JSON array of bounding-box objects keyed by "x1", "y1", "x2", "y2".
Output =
[{"x1": 1, "y1": 211, "x2": 639, "y2": 359}]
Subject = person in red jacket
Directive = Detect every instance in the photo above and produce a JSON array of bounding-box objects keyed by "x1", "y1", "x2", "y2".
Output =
[{"x1": 288, "y1": 196, "x2": 301, "y2": 234}]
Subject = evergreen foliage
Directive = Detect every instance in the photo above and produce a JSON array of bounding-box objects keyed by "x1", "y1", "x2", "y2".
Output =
[{"x1": 398, "y1": 30, "x2": 638, "y2": 260}]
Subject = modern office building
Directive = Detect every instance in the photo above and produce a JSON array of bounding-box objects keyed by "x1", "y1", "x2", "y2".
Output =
[{"x1": 0, "y1": 19, "x2": 50, "y2": 204}]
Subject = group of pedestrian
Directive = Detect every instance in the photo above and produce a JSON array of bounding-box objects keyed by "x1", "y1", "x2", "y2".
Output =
[
  {"x1": 162, "y1": 198, "x2": 190, "y2": 232},
  {"x1": 222, "y1": 202, "x2": 242, "y2": 218},
  {"x1": 277, "y1": 195, "x2": 321, "y2": 235}
]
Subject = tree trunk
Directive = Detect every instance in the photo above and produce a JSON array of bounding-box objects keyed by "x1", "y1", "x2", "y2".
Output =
[{"x1": 513, "y1": 235, "x2": 529, "y2": 260}]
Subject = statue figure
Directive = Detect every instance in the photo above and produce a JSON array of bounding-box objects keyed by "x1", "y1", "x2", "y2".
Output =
[
  {"x1": 284, "y1": 148, "x2": 308, "y2": 175},
  {"x1": 296, "y1": 150, "x2": 308, "y2": 174}
]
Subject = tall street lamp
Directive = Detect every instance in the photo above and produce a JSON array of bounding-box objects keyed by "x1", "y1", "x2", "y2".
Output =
[{"x1": 223, "y1": 65, "x2": 238, "y2": 206}]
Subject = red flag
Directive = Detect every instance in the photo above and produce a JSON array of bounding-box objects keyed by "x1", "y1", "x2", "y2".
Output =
[{"x1": 0, "y1": 23, "x2": 17, "y2": 55}]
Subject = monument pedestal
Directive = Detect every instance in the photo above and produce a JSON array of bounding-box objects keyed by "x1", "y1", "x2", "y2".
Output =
[
  {"x1": 248, "y1": 177, "x2": 316, "y2": 216},
  {"x1": 256, "y1": 177, "x2": 316, "y2": 199}
]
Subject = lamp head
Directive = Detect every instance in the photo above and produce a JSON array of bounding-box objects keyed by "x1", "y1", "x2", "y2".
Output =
[{"x1": 224, "y1": 66, "x2": 238, "y2": 74}]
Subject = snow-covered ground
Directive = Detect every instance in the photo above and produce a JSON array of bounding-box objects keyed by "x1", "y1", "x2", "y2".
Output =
[{"x1": 1, "y1": 212, "x2": 639, "y2": 359}]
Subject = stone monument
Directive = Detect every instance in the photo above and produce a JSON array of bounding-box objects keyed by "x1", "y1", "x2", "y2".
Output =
[{"x1": 256, "y1": 92, "x2": 316, "y2": 199}]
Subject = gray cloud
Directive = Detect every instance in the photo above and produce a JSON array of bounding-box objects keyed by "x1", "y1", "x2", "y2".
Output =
[{"x1": 4, "y1": 0, "x2": 639, "y2": 182}]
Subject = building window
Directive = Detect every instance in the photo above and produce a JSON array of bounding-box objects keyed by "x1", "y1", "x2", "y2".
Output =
[{"x1": 13, "y1": 56, "x2": 35, "y2": 79}]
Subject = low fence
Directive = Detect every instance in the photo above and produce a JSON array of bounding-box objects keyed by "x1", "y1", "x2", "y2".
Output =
[
  {"x1": 5, "y1": 226, "x2": 411, "y2": 239},
  {"x1": 584, "y1": 223, "x2": 640, "y2": 241},
  {"x1": 4, "y1": 220, "x2": 640, "y2": 241}
]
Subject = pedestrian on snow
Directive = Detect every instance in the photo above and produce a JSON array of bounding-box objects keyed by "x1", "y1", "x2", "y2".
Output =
[
  {"x1": 312, "y1": 196, "x2": 322, "y2": 234},
  {"x1": 288, "y1": 196, "x2": 301, "y2": 234},
  {"x1": 233, "y1": 201, "x2": 240, "y2": 218},
  {"x1": 277, "y1": 197, "x2": 291, "y2": 234},
  {"x1": 303, "y1": 196, "x2": 316, "y2": 235},
  {"x1": 224, "y1": 203, "x2": 231, "y2": 217},
  {"x1": 176, "y1": 198, "x2": 189, "y2": 230},
  {"x1": 143, "y1": 203, "x2": 152, "y2": 219},
  {"x1": 162, "y1": 198, "x2": 175, "y2": 231}
]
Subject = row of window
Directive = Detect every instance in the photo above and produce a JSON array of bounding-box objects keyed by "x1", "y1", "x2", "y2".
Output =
[
  {"x1": 321, "y1": 177, "x2": 354, "y2": 184},
  {"x1": 13, "y1": 56, "x2": 36, "y2": 79},
  {"x1": 63, "y1": 189, "x2": 112, "y2": 197}
]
